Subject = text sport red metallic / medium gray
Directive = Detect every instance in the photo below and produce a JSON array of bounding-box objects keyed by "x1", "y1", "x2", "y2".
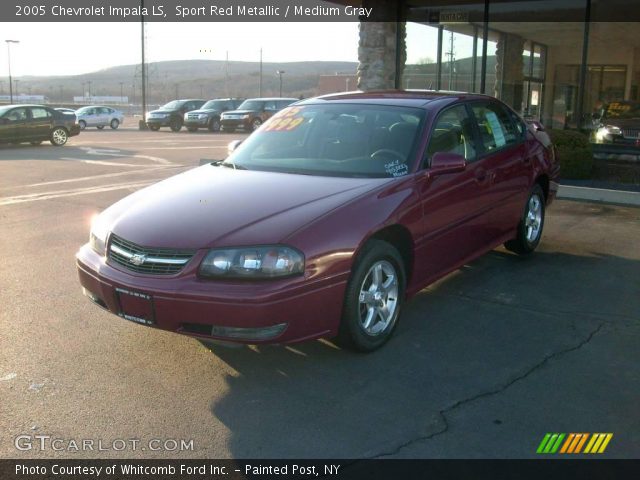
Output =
[{"x1": 76, "y1": 91, "x2": 559, "y2": 352}]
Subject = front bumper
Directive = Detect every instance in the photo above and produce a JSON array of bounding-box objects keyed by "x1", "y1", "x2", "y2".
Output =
[
  {"x1": 145, "y1": 118, "x2": 171, "y2": 127},
  {"x1": 221, "y1": 118, "x2": 250, "y2": 130},
  {"x1": 76, "y1": 244, "x2": 347, "y2": 345},
  {"x1": 184, "y1": 118, "x2": 210, "y2": 128}
]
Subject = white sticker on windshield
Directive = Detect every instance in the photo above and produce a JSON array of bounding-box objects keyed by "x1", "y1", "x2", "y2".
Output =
[
  {"x1": 485, "y1": 111, "x2": 506, "y2": 147},
  {"x1": 385, "y1": 160, "x2": 409, "y2": 177}
]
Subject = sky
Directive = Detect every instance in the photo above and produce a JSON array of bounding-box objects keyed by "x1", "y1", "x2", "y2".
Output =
[{"x1": 0, "y1": 22, "x2": 361, "y2": 78}]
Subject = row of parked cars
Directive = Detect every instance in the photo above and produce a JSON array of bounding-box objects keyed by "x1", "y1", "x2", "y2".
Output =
[{"x1": 144, "y1": 97, "x2": 298, "y2": 133}]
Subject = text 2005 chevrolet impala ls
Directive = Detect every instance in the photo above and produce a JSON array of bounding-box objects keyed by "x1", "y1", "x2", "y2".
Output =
[{"x1": 76, "y1": 91, "x2": 559, "y2": 352}]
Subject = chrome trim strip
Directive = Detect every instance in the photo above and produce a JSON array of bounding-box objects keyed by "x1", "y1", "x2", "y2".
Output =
[{"x1": 110, "y1": 244, "x2": 190, "y2": 265}]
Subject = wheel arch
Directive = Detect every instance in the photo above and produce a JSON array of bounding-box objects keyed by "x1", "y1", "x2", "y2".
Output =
[
  {"x1": 365, "y1": 224, "x2": 415, "y2": 286},
  {"x1": 535, "y1": 173, "x2": 550, "y2": 202}
]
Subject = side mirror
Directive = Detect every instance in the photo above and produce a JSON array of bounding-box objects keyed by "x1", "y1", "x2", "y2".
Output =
[
  {"x1": 227, "y1": 140, "x2": 243, "y2": 155},
  {"x1": 430, "y1": 152, "x2": 466, "y2": 176}
]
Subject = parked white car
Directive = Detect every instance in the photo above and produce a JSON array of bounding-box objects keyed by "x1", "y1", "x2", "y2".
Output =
[{"x1": 75, "y1": 106, "x2": 124, "y2": 130}]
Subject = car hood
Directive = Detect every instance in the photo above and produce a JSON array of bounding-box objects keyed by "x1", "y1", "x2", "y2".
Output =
[
  {"x1": 103, "y1": 165, "x2": 389, "y2": 249},
  {"x1": 602, "y1": 117, "x2": 640, "y2": 128},
  {"x1": 188, "y1": 109, "x2": 221, "y2": 115},
  {"x1": 222, "y1": 110, "x2": 258, "y2": 116},
  {"x1": 148, "y1": 109, "x2": 178, "y2": 115}
]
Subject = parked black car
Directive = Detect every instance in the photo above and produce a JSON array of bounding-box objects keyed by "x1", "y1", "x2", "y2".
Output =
[
  {"x1": 220, "y1": 98, "x2": 298, "y2": 132},
  {"x1": 184, "y1": 98, "x2": 245, "y2": 132},
  {"x1": 0, "y1": 104, "x2": 80, "y2": 146},
  {"x1": 145, "y1": 99, "x2": 206, "y2": 132},
  {"x1": 592, "y1": 101, "x2": 640, "y2": 148}
]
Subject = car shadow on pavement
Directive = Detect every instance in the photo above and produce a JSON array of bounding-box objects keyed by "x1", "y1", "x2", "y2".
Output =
[{"x1": 203, "y1": 248, "x2": 640, "y2": 458}]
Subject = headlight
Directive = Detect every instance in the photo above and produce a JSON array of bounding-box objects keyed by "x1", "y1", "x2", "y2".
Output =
[
  {"x1": 241, "y1": 114, "x2": 250, "y2": 119},
  {"x1": 603, "y1": 125, "x2": 622, "y2": 135},
  {"x1": 199, "y1": 246, "x2": 304, "y2": 279},
  {"x1": 89, "y1": 215, "x2": 109, "y2": 256}
]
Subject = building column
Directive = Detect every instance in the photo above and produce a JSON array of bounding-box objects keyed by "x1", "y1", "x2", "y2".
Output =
[
  {"x1": 357, "y1": 1, "x2": 405, "y2": 91},
  {"x1": 495, "y1": 33, "x2": 525, "y2": 111}
]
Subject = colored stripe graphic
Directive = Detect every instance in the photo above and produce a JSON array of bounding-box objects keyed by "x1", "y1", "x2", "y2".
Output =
[{"x1": 538, "y1": 433, "x2": 613, "y2": 454}]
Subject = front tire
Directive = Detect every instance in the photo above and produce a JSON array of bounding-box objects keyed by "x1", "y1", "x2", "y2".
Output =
[
  {"x1": 78, "y1": 120, "x2": 86, "y2": 130},
  {"x1": 50, "y1": 127, "x2": 68, "y2": 146},
  {"x1": 504, "y1": 184, "x2": 545, "y2": 255},
  {"x1": 337, "y1": 240, "x2": 405, "y2": 352},
  {"x1": 148, "y1": 124, "x2": 160, "y2": 131},
  {"x1": 170, "y1": 118, "x2": 183, "y2": 132},
  {"x1": 110, "y1": 119, "x2": 120, "y2": 129},
  {"x1": 251, "y1": 118, "x2": 262, "y2": 131},
  {"x1": 208, "y1": 117, "x2": 221, "y2": 132}
]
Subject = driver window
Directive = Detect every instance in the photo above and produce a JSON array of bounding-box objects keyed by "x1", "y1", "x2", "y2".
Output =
[
  {"x1": 6, "y1": 108, "x2": 28, "y2": 122},
  {"x1": 424, "y1": 105, "x2": 476, "y2": 167}
]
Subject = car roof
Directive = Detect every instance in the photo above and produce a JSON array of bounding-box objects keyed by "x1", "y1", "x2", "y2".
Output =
[
  {"x1": 299, "y1": 90, "x2": 495, "y2": 108},
  {"x1": 242, "y1": 97, "x2": 298, "y2": 101}
]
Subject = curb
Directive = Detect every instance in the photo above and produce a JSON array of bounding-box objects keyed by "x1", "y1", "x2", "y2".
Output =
[{"x1": 558, "y1": 185, "x2": 640, "y2": 207}]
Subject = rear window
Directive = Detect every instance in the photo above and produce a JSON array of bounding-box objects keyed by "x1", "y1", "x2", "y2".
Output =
[{"x1": 224, "y1": 104, "x2": 425, "y2": 178}]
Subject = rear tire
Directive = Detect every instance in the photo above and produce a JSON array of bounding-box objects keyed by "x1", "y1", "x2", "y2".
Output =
[
  {"x1": 336, "y1": 240, "x2": 405, "y2": 352},
  {"x1": 50, "y1": 127, "x2": 68, "y2": 146},
  {"x1": 504, "y1": 184, "x2": 545, "y2": 255},
  {"x1": 148, "y1": 124, "x2": 160, "y2": 131},
  {"x1": 78, "y1": 120, "x2": 86, "y2": 130}
]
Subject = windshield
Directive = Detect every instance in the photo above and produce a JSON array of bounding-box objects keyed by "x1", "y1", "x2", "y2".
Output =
[
  {"x1": 201, "y1": 100, "x2": 226, "y2": 110},
  {"x1": 223, "y1": 104, "x2": 425, "y2": 178},
  {"x1": 160, "y1": 100, "x2": 182, "y2": 110},
  {"x1": 237, "y1": 100, "x2": 264, "y2": 111},
  {"x1": 604, "y1": 102, "x2": 640, "y2": 119}
]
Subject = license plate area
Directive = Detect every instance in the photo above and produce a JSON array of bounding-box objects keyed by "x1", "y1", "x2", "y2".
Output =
[{"x1": 115, "y1": 287, "x2": 155, "y2": 326}]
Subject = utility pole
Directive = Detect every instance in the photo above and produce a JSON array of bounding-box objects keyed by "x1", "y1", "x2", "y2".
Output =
[
  {"x1": 5, "y1": 39, "x2": 19, "y2": 104},
  {"x1": 140, "y1": 0, "x2": 148, "y2": 129},
  {"x1": 119, "y1": 82, "x2": 124, "y2": 103},
  {"x1": 445, "y1": 31, "x2": 455, "y2": 90},
  {"x1": 276, "y1": 70, "x2": 285, "y2": 97},
  {"x1": 225, "y1": 51, "x2": 229, "y2": 97},
  {"x1": 259, "y1": 47, "x2": 263, "y2": 97}
]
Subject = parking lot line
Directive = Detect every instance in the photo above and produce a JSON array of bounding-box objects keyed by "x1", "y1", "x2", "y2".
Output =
[
  {"x1": 19, "y1": 166, "x2": 183, "y2": 189},
  {"x1": 0, "y1": 181, "x2": 155, "y2": 206}
]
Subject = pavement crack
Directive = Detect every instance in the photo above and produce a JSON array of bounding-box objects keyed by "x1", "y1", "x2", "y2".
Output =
[{"x1": 367, "y1": 322, "x2": 605, "y2": 459}]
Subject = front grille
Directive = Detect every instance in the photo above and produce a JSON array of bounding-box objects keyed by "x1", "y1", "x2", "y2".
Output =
[
  {"x1": 187, "y1": 113, "x2": 200, "y2": 120},
  {"x1": 108, "y1": 234, "x2": 195, "y2": 275},
  {"x1": 622, "y1": 128, "x2": 640, "y2": 139}
]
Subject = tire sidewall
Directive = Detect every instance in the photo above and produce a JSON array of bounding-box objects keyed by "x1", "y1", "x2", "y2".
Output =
[
  {"x1": 110, "y1": 119, "x2": 119, "y2": 129},
  {"x1": 341, "y1": 240, "x2": 405, "y2": 351},
  {"x1": 78, "y1": 120, "x2": 86, "y2": 130},
  {"x1": 209, "y1": 117, "x2": 221, "y2": 132},
  {"x1": 50, "y1": 128, "x2": 68, "y2": 146},
  {"x1": 520, "y1": 184, "x2": 545, "y2": 252}
]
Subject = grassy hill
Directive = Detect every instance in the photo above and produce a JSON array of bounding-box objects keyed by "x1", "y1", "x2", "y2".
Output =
[{"x1": 10, "y1": 59, "x2": 358, "y2": 104}]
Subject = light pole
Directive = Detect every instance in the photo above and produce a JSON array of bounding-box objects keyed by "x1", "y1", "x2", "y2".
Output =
[
  {"x1": 5, "y1": 40, "x2": 19, "y2": 103},
  {"x1": 119, "y1": 81, "x2": 124, "y2": 103},
  {"x1": 276, "y1": 70, "x2": 285, "y2": 97}
]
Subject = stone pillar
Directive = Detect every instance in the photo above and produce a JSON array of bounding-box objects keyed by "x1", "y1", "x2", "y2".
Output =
[
  {"x1": 495, "y1": 33, "x2": 525, "y2": 112},
  {"x1": 357, "y1": 1, "x2": 405, "y2": 91}
]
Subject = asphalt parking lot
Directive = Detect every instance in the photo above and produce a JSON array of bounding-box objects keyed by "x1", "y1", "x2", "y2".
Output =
[{"x1": 0, "y1": 128, "x2": 638, "y2": 459}]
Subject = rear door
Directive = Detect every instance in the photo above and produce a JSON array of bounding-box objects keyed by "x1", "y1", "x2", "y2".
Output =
[
  {"x1": 468, "y1": 101, "x2": 532, "y2": 238},
  {"x1": 28, "y1": 107, "x2": 53, "y2": 140}
]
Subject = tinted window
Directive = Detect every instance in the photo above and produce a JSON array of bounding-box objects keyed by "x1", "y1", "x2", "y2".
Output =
[
  {"x1": 264, "y1": 101, "x2": 278, "y2": 111},
  {"x1": 5, "y1": 108, "x2": 28, "y2": 122},
  {"x1": 471, "y1": 102, "x2": 520, "y2": 152},
  {"x1": 31, "y1": 108, "x2": 51, "y2": 119},
  {"x1": 239, "y1": 100, "x2": 264, "y2": 111},
  {"x1": 425, "y1": 105, "x2": 476, "y2": 165},
  {"x1": 277, "y1": 100, "x2": 294, "y2": 109},
  {"x1": 224, "y1": 104, "x2": 425, "y2": 178}
]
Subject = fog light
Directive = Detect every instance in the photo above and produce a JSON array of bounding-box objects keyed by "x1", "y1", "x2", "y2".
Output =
[{"x1": 210, "y1": 323, "x2": 287, "y2": 341}]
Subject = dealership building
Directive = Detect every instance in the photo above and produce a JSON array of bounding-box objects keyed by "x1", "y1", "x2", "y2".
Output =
[{"x1": 342, "y1": 0, "x2": 639, "y2": 131}]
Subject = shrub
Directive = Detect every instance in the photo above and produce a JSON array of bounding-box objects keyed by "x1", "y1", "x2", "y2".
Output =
[{"x1": 547, "y1": 129, "x2": 594, "y2": 179}]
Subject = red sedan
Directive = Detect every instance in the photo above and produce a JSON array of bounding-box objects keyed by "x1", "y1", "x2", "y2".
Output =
[{"x1": 76, "y1": 91, "x2": 559, "y2": 351}]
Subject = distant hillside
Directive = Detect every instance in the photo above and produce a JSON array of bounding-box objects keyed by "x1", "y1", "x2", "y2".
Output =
[{"x1": 9, "y1": 60, "x2": 358, "y2": 104}]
